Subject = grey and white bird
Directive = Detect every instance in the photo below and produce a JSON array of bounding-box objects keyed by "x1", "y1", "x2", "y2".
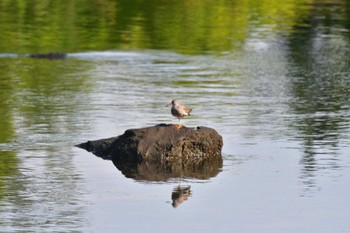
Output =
[{"x1": 166, "y1": 99, "x2": 192, "y2": 128}]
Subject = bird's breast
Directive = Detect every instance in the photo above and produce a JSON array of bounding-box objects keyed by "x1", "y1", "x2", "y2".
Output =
[{"x1": 171, "y1": 107, "x2": 182, "y2": 117}]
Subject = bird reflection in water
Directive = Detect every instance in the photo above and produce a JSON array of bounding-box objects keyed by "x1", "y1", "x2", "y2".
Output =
[{"x1": 171, "y1": 179, "x2": 192, "y2": 208}]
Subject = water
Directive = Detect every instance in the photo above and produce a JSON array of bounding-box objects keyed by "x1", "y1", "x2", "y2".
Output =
[{"x1": 1, "y1": 1, "x2": 350, "y2": 232}]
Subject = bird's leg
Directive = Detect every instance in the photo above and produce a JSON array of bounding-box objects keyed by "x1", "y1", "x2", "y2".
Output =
[{"x1": 177, "y1": 118, "x2": 182, "y2": 129}]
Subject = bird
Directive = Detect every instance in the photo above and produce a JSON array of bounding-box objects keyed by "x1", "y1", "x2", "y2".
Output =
[{"x1": 166, "y1": 99, "x2": 192, "y2": 128}]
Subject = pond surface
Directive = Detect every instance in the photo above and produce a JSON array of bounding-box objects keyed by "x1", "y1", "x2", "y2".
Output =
[{"x1": 1, "y1": 1, "x2": 350, "y2": 232}]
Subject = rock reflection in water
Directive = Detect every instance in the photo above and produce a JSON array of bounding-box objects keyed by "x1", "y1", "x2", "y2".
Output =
[
  {"x1": 113, "y1": 156, "x2": 220, "y2": 208},
  {"x1": 112, "y1": 158, "x2": 222, "y2": 182}
]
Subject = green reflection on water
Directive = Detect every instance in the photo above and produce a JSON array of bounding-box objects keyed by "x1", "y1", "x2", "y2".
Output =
[
  {"x1": 0, "y1": 61, "x2": 16, "y2": 143},
  {"x1": 0, "y1": 151, "x2": 19, "y2": 201},
  {"x1": 0, "y1": 0, "x2": 316, "y2": 54},
  {"x1": 0, "y1": 58, "x2": 93, "y2": 145},
  {"x1": 0, "y1": 59, "x2": 19, "y2": 201},
  {"x1": 0, "y1": 56, "x2": 92, "y2": 230},
  {"x1": 286, "y1": 1, "x2": 350, "y2": 152},
  {"x1": 0, "y1": 57, "x2": 93, "y2": 205}
]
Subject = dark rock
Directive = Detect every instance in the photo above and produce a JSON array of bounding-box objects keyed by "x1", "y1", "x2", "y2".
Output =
[
  {"x1": 28, "y1": 52, "x2": 67, "y2": 59},
  {"x1": 75, "y1": 124, "x2": 223, "y2": 181},
  {"x1": 76, "y1": 136, "x2": 119, "y2": 160},
  {"x1": 115, "y1": 124, "x2": 223, "y2": 162}
]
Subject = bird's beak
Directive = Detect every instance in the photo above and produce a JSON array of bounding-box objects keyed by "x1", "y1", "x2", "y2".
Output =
[{"x1": 165, "y1": 103, "x2": 170, "y2": 107}]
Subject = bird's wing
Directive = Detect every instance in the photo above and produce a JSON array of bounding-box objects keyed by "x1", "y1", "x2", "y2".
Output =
[{"x1": 182, "y1": 105, "x2": 192, "y2": 115}]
